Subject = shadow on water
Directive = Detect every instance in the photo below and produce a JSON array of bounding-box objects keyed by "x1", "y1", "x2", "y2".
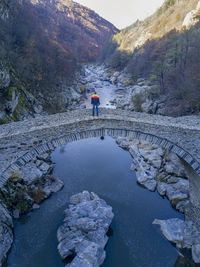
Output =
[{"x1": 5, "y1": 137, "x2": 195, "y2": 267}]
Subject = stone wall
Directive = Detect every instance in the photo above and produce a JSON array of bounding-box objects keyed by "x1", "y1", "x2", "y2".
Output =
[{"x1": 0, "y1": 108, "x2": 200, "y2": 203}]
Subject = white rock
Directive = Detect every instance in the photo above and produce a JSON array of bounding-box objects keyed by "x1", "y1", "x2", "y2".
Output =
[
  {"x1": 117, "y1": 139, "x2": 130, "y2": 149},
  {"x1": 21, "y1": 162, "x2": 43, "y2": 185},
  {"x1": 43, "y1": 175, "x2": 64, "y2": 197},
  {"x1": 129, "y1": 145, "x2": 140, "y2": 158},
  {"x1": 176, "y1": 200, "x2": 190, "y2": 213},
  {"x1": 130, "y1": 163, "x2": 136, "y2": 171},
  {"x1": 57, "y1": 191, "x2": 114, "y2": 266},
  {"x1": 138, "y1": 148, "x2": 162, "y2": 169},
  {"x1": 39, "y1": 162, "x2": 52, "y2": 174},
  {"x1": 135, "y1": 31, "x2": 152, "y2": 48},
  {"x1": 153, "y1": 218, "x2": 185, "y2": 243},
  {"x1": 192, "y1": 244, "x2": 200, "y2": 263},
  {"x1": 157, "y1": 182, "x2": 168, "y2": 196},
  {"x1": 164, "y1": 152, "x2": 186, "y2": 177},
  {"x1": 153, "y1": 218, "x2": 200, "y2": 260},
  {"x1": 136, "y1": 169, "x2": 157, "y2": 191},
  {"x1": 166, "y1": 186, "x2": 188, "y2": 203},
  {"x1": 182, "y1": 1, "x2": 200, "y2": 28},
  {"x1": 32, "y1": 203, "x2": 40, "y2": 210},
  {"x1": 39, "y1": 153, "x2": 50, "y2": 160},
  {"x1": 141, "y1": 99, "x2": 157, "y2": 114},
  {"x1": 172, "y1": 178, "x2": 189, "y2": 194},
  {"x1": 66, "y1": 242, "x2": 105, "y2": 267}
]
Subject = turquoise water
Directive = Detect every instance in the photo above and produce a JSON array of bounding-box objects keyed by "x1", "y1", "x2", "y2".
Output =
[{"x1": 6, "y1": 137, "x2": 185, "y2": 267}]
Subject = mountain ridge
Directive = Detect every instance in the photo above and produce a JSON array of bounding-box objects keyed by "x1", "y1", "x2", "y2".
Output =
[
  {"x1": 112, "y1": 0, "x2": 199, "y2": 53},
  {"x1": 0, "y1": 0, "x2": 118, "y2": 123}
]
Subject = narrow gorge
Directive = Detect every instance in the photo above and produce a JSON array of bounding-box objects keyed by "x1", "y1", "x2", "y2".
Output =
[{"x1": 1, "y1": 0, "x2": 200, "y2": 266}]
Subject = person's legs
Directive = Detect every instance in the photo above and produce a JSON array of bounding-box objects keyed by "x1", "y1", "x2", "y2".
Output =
[
  {"x1": 92, "y1": 104, "x2": 95, "y2": 116},
  {"x1": 96, "y1": 104, "x2": 99, "y2": 116}
]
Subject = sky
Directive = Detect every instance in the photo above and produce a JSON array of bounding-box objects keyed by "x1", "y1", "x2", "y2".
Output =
[{"x1": 75, "y1": 0, "x2": 165, "y2": 29}]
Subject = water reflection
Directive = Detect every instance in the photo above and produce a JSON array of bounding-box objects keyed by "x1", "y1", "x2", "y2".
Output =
[{"x1": 6, "y1": 137, "x2": 187, "y2": 267}]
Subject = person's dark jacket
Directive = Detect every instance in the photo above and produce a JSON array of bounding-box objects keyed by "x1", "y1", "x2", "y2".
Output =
[{"x1": 91, "y1": 93, "x2": 100, "y2": 105}]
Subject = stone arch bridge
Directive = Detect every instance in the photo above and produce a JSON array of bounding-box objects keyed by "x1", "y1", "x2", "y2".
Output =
[{"x1": 0, "y1": 108, "x2": 200, "y2": 206}]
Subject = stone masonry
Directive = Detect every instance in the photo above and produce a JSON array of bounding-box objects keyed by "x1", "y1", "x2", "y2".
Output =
[{"x1": 0, "y1": 108, "x2": 200, "y2": 206}]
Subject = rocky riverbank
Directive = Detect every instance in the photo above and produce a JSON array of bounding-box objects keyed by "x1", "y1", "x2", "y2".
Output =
[
  {"x1": 116, "y1": 136, "x2": 200, "y2": 263},
  {"x1": 153, "y1": 218, "x2": 200, "y2": 264},
  {"x1": 57, "y1": 191, "x2": 114, "y2": 267},
  {"x1": 0, "y1": 202, "x2": 13, "y2": 267},
  {"x1": 81, "y1": 64, "x2": 165, "y2": 115},
  {"x1": 0, "y1": 151, "x2": 63, "y2": 266},
  {"x1": 0, "y1": 61, "x2": 196, "y2": 124},
  {"x1": 116, "y1": 136, "x2": 190, "y2": 212}
]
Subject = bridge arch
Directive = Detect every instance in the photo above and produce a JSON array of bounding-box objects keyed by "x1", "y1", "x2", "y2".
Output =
[
  {"x1": 1, "y1": 127, "x2": 199, "y2": 188},
  {"x1": 0, "y1": 109, "x2": 200, "y2": 209}
]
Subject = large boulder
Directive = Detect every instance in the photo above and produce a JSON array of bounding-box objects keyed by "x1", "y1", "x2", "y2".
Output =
[
  {"x1": 57, "y1": 191, "x2": 114, "y2": 267},
  {"x1": 129, "y1": 142, "x2": 158, "y2": 191},
  {"x1": 138, "y1": 146, "x2": 163, "y2": 169},
  {"x1": 20, "y1": 162, "x2": 44, "y2": 185},
  {"x1": 42, "y1": 175, "x2": 64, "y2": 197},
  {"x1": 20, "y1": 160, "x2": 53, "y2": 185},
  {"x1": 166, "y1": 186, "x2": 188, "y2": 205},
  {"x1": 164, "y1": 152, "x2": 187, "y2": 177},
  {"x1": 116, "y1": 137, "x2": 130, "y2": 150},
  {"x1": 136, "y1": 167, "x2": 157, "y2": 191}
]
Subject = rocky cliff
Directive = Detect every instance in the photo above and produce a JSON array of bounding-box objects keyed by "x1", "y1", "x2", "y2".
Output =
[
  {"x1": 0, "y1": 0, "x2": 118, "y2": 123},
  {"x1": 0, "y1": 201, "x2": 13, "y2": 266}
]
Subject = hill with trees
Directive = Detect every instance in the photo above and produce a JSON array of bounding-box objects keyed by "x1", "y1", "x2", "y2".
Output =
[
  {"x1": 0, "y1": 0, "x2": 118, "y2": 123},
  {"x1": 100, "y1": 0, "x2": 200, "y2": 116}
]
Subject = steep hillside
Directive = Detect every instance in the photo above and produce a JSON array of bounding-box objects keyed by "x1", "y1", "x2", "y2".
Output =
[
  {"x1": 102, "y1": 0, "x2": 199, "y2": 56},
  {"x1": 0, "y1": 0, "x2": 118, "y2": 123},
  {"x1": 100, "y1": 0, "x2": 200, "y2": 116}
]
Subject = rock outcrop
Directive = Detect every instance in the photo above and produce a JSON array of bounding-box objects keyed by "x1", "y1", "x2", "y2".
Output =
[
  {"x1": 82, "y1": 65, "x2": 162, "y2": 113},
  {"x1": 0, "y1": 68, "x2": 10, "y2": 90},
  {"x1": 0, "y1": 150, "x2": 64, "y2": 264},
  {"x1": 0, "y1": 152, "x2": 63, "y2": 217},
  {"x1": 57, "y1": 191, "x2": 114, "y2": 267},
  {"x1": 153, "y1": 218, "x2": 200, "y2": 263},
  {"x1": 117, "y1": 136, "x2": 200, "y2": 264},
  {"x1": 0, "y1": 202, "x2": 13, "y2": 266},
  {"x1": 116, "y1": 137, "x2": 190, "y2": 212},
  {"x1": 182, "y1": 1, "x2": 200, "y2": 28}
]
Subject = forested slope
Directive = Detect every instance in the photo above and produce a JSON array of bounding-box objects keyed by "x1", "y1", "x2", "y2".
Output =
[
  {"x1": 0, "y1": 0, "x2": 118, "y2": 123},
  {"x1": 100, "y1": 0, "x2": 200, "y2": 116}
]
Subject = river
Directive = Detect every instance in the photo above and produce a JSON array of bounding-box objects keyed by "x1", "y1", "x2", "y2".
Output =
[{"x1": 5, "y1": 137, "x2": 184, "y2": 267}]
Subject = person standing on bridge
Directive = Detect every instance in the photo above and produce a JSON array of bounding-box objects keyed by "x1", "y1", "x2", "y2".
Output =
[{"x1": 91, "y1": 92, "x2": 100, "y2": 116}]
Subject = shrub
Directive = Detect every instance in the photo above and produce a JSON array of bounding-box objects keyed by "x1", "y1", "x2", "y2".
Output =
[
  {"x1": 30, "y1": 187, "x2": 46, "y2": 203},
  {"x1": 132, "y1": 94, "x2": 145, "y2": 112},
  {"x1": 123, "y1": 78, "x2": 133, "y2": 87}
]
